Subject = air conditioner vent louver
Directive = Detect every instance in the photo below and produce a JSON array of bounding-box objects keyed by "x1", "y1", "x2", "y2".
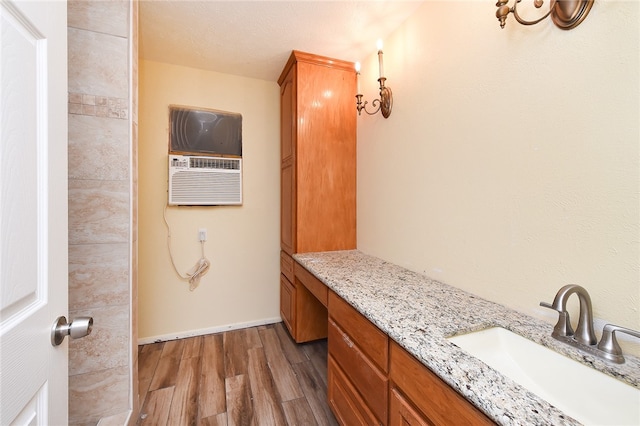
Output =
[
  {"x1": 169, "y1": 155, "x2": 242, "y2": 206},
  {"x1": 189, "y1": 157, "x2": 240, "y2": 170}
]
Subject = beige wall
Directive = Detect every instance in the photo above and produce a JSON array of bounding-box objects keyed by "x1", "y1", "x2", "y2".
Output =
[
  {"x1": 138, "y1": 60, "x2": 280, "y2": 341},
  {"x1": 357, "y1": 1, "x2": 639, "y2": 355},
  {"x1": 67, "y1": 0, "x2": 138, "y2": 424}
]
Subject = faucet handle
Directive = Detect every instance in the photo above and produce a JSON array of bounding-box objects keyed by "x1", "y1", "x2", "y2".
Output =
[
  {"x1": 540, "y1": 301, "x2": 575, "y2": 338},
  {"x1": 597, "y1": 324, "x2": 640, "y2": 364},
  {"x1": 539, "y1": 301, "x2": 554, "y2": 310}
]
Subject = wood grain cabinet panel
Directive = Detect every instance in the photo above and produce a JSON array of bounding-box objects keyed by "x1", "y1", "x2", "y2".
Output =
[
  {"x1": 280, "y1": 62, "x2": 295, "y2": 256},
  {"x1": 280, "y1": 162, "x2": 295, "y2": 256},
  {"x1": 279, "y1": 275, "x2": 295, "y2": 337},
  {"x1": 389, "y1": 388, "x2": 432, "y2": 426},
  {"x1": 278, "y1": 50, "x2": 356, "y2": 343},
  {"x1": 328, "y1": 291, "x2": 388, "y2": 372},
  {"x1": 294, "y1": 261, "x2": 328, "y2": 307},
  {"x1": 389, "y1": 341, "x2": 495, "y2": 426},
  {"x1": 328, "y1": 290, "x2": 389, "y2": 425},
  {"x1": 280, "y1": 71, "x2": 295, "y2": 164},
  {"x1": 328, "y1": 355, "x2": 380, "y2": 426},
  {"x1": 294, "y1": 276, "x2": 328, "y2": 343},
  {"x1": 328, "y1": 318, "x2": 388, "y2": 424},
  {"x1": 280, "y1": 251, "x2": 294, "y2": 283}
]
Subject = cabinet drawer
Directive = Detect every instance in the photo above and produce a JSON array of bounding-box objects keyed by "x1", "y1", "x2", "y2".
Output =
[
  {"x1": 390, "y1": 341, "x2": 494, "y2": 425},
  {"x1": 329, "y1": 291, "x2": 388, "y2": 372},
  {"x1": 280, "y1": 275, "x2": 295, "y2": 337},
  {"x1": 328, "y1": 318, "x2": 388, "y2": 424},
  {"x1": 389, "y1": 388, "x2": 432, "y2": 426},
  {"x1": 294, "y1": 261, "x2": 327, "y2": 306},
  {"x1": 280, "y1": 251, "x2": 294, "y2": 282},
  {"x1": 328, "y1": 355, "x2": 380, "y2": 426}
]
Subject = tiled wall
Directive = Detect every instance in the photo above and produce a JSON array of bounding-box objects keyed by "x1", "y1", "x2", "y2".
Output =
[{"x1": 67, "y1": 1, "x2": 138, "y2": 424}]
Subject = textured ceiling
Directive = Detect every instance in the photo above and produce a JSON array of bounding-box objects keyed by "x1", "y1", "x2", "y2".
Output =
[{"x1": 139, "y1": 1, "x2": 424, "y2": 82}]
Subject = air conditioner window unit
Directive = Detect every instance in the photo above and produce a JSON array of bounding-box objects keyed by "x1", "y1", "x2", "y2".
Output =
[{"x1": 169, "y1": 155, "x2": 242, "y2": 206}]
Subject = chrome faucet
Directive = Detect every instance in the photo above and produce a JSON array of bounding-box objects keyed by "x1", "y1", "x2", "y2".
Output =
[
  {"x1": 540, "y1": 284, "x2": 597, "y2": 345},
  {"x1": 541, "y1": 285, "x2": 640, "y2": 363}
]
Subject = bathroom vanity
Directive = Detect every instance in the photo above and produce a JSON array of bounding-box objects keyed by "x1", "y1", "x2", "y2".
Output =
[
  {"x1": 292, "y1": 250, "x2": 640, "y2": 425},
  {"x1": 275, "y1": 52, "x2": 640, "y2": 423}
]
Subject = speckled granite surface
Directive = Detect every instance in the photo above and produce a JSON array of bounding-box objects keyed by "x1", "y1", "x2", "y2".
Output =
[{"x1": 293, "y1": 250, "x2": 640, "y2": 426}]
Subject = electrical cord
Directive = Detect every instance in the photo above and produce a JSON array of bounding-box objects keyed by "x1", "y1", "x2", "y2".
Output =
[{"x1": 163, "y1": 204, "x2": 211, "y2": 291}]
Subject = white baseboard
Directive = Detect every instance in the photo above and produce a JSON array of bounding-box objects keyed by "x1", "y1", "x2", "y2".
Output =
[{"x1": 137, "y1": 316, "x2": 283, "y2": 345}]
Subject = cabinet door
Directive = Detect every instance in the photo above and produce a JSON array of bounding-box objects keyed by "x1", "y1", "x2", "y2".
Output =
[
  {"x1": 281, "y1": 159, "x2": 295, "y2": 254},
  {"x1": 295, "y1": 61, "x2": 356, "y2": 254},
  {"x1": 280, "y1": 66, "x2": 296, "y2": 254},
  {"x1": 280, "y1": 275, "x2": 295, "y2": 336},
  {"x1": 389, "y1": 388, "x2": 432, "y2": 426},
  {"x1": 280, "y1": 69, "x2": 295, "y2": 163}
]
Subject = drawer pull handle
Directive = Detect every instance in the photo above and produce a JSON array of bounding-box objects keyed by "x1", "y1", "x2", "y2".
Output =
[{"x1": 342, "y1": 333, "x2": 354, "y2": 348}]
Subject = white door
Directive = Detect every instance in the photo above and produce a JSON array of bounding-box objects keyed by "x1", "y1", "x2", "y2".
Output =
[{"x1": 0, "y1": 0, "x2": 69, "y2": 424}]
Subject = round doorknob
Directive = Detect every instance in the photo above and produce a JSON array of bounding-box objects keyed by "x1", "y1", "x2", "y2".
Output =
[{"x1": 51, "y1": 316, "x2": 94, "y2": 346}]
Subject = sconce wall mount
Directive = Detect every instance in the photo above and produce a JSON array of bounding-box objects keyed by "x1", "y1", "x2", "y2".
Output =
[
  {"x1": 496, "y1": 0, "x2": 594, "y2": 30},
  {"x1": 355, "y1": 42, "x2": 393, "y2": 119},
  {"x1": 356, "y1": 77, "x2": 393, "y2": 118}
]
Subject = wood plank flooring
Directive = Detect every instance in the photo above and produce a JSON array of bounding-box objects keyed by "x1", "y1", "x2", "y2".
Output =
[{"x1": 137, "y1": 322, "x2": 338, "y2": 426}]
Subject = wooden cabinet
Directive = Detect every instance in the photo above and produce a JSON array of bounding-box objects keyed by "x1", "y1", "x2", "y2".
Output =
[
  {"x1": 328, "y1": 291, "x2": 389, "y2": 425},
  {"x1": 290, "y1": 262, "x2": 496, "y2": 426},
  {"x1": 278, "y1": 50, "x2": 357, "y2": 343},
  {"x1": 278, "y1": 50, "x2": 356, "y2": 255},
  {"x1": 389, "y1": 341, "x2": 495, "y2": 426}
]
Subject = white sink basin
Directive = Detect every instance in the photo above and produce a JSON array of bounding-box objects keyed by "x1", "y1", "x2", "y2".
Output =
[{"x1": 447, "y1": 327, "x2": 640, "y2": 425}]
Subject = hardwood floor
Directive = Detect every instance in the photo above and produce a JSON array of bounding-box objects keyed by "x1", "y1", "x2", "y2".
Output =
[{"x1": 137, "y1": 322, "x2": 338, "y2": 426}]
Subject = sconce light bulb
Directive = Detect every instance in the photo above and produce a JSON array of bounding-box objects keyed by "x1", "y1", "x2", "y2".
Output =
[
  {"x1": 376, "y1": 39, "x2": 383, "y2": 52},
  {"x1": 355, "y1": 62, "x2": 361, "y2": 72},
  {"x1": 376, "y1": 41, "x2": 385, "y2": 79}
]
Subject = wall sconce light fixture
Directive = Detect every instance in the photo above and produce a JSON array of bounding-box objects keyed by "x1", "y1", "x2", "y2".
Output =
[
  {"x1": 355, "y1": 40, "x2": 393, "y2": 119},
  {"x1": 496, "y1": 0, "x2": 593, "y2": 30}
]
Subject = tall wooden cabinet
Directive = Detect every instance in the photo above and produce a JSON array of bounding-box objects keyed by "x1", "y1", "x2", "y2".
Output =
[{"x1": 278, "y1": 51, "x2": 357, "y2": 342}]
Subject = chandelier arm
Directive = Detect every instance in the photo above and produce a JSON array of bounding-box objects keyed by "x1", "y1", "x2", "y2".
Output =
[{"x1": 512, "y1": 1, "x2": 553, "y2": 25}]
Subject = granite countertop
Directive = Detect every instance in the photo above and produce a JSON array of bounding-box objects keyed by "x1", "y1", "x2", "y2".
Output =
[{"x1": 293, "y1": 250, "x2": 640, "y2": 426}]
